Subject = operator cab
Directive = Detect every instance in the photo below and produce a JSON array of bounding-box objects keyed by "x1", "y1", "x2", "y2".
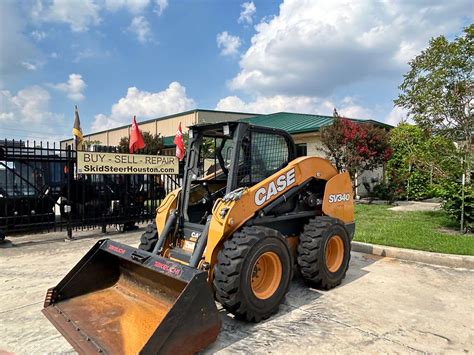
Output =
[{"x1": 180, "y1": 122, "x2": 296, "y2": 225}]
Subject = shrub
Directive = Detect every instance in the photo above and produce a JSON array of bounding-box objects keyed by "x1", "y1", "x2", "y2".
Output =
[
  {"x1": 371, "y1": 181, "x2": 398, "y2": 204},
  {"x1": 440, "y1": 183, "x2": 473, "y2": 232}
]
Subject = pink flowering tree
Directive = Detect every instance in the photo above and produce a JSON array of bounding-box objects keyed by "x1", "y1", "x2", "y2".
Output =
[{"x1": 321, "y1": 115, "x2": 392, "y2": 185}]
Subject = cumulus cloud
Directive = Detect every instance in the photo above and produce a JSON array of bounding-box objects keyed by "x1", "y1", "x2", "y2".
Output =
[
  {"x1": 92, "y1": 82, "x2": 195, "y2": 131},
  {"x1": 216, "y1": 94, "x2": 373, "y2": 119},
  {"x1": 128, "y1": 16, "x2": 152, "y2": 43},
  {"x1": 216, "y1": 31, "x2": 242, "y2": 56},
  {"x1": 385, "y1": 106, "x2": 411, "y2": 126},
  {"x1": 216, "y1": 95, "x2": 328, "y2": 114},
  {"x1": 154, "y1": 0, "x2": 168, "y2": 16},
  {"x1": 105, "y1": 0, "x2": 150, "y2": 14},
  {"x1": 0, "y1": 86, "x2": 66, "y2": 141},
  {"x1": 229, "y1": 0, "x2": 471, "y2": 97},
  {"x1": 29, "y1": 0, "x2": 165, "y2": 34},
  {"x1": 238, "y1": 1, "x2": 256, "y2": 25},
  {"x1": 31, "y1": 0, "x2": 101, "y2": 32},
  {"x1": 49, "y1": 74, "x2": 87, "y2": 101},
  {"x1": 336, "y1": 97, "x2": 373, "y2": 119}
]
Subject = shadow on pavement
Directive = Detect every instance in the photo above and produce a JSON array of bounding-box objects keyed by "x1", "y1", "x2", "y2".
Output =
[
  {"x1": 206, "y1": 251, "x2": 381, "y2": 352},
  {"x1": 3, "y1": 225, "x2": 145, "y2": 249}
]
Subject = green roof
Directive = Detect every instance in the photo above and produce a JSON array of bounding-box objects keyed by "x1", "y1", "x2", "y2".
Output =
[
  {"x1": 161, "y1": 112, "x2": 392, "y2": 147},
  {"x1": 240, "y1": 112, "x2": 392, "y2": 134}
]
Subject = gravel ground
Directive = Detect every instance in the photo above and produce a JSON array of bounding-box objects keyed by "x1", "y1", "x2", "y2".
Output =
[{"x1": 1, "y1": 227, "x2": 473, "y2": 354}]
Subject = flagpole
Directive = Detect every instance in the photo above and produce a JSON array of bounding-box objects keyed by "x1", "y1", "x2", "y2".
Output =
[{"x1": 74, "y1": 106, "x2": 78, "y2": 180}]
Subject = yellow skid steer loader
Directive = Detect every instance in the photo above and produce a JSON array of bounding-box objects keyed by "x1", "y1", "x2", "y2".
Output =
[{"x1": 43, "y1": 122, "x2": 355, "y2": 354}]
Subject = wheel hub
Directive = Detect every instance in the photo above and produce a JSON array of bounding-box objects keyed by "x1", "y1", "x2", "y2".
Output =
[
  {"x1": 325, "y1": 235, "x2": 344, "y2": 272},
  {"x1": 251, "y1": 251, "x2": 282, "y2": 300}
]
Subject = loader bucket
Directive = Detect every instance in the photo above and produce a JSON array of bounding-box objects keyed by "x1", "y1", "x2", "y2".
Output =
[{"x1": 42, "y1": 239, "x2": 221, "y2": 355}]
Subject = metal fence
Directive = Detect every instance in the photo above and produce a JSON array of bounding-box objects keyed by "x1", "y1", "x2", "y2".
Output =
[{"x1": 0, "y1": 139, "x2": 181, "y2": 237}]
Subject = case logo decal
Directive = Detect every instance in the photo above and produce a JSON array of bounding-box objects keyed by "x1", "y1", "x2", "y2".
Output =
[{"x1": 254, "y1": 168, "x2": 296, "y2": 206}]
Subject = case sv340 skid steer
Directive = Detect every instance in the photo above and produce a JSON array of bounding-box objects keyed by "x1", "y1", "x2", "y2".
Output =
[{"x1": 43, "y1": 122, "x2": 355, "y2": 354}]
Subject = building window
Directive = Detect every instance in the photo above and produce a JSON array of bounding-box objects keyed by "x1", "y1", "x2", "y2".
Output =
[{"x1": 296, "y1": 143, "x2": 307, "y2": 156}]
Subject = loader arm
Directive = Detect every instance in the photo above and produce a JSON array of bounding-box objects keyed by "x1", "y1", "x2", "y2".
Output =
[{"x1": 204, "y1": 156, "x2": 354, "y2": 268}]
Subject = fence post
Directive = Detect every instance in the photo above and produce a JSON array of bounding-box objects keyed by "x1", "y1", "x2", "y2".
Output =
[{"x1": 66, "y1": 145, "x2": 73, "y2": 240}]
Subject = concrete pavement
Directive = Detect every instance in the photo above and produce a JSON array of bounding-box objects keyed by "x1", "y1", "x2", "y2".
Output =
[{"x1": 1, "y1": 228, "x2": 473, "y2": 354}]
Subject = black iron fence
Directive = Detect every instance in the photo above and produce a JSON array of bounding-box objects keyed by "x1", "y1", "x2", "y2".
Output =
[{"x1": 0, "y1": 139, "x2": 181, "y2": 237}]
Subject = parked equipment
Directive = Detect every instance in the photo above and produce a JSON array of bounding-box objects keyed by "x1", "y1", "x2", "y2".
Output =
[{"x1": 43, "y1": 122, "x2": 355, "y2": 354}]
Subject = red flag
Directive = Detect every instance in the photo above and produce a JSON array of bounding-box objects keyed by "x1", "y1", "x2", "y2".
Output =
[
  {"x1": 174, "y1": 122, "x2": 185, "y2": 160},
  {"x1": 129, "y1": 116, "x2": 145, "y2": 153}
]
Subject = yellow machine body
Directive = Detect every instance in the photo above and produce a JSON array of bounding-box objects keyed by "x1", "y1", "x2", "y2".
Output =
[{"x1": 155, "y1": 156, "x2": 354, "y2": 278}]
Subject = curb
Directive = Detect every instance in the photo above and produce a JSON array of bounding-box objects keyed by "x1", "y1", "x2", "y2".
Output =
[{"x1": 352, "y1": 241, "x2": 474, "y2": 270}]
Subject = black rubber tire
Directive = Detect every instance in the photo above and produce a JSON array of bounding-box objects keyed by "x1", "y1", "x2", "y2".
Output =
[
  {"x1": 0, "y1": 229, "x2": 5, "y2": 242},
  {"x1": 213, "y1": 226, "x2": 292, "y2": 322},
  {"x1": 139, "y1": 222, "x2": 158, "y2": 251},
  {"x1": 297, "y1": 217, "x2": 351, "y2": 290}
]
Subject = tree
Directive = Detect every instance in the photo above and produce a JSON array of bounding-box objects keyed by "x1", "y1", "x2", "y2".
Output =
[
  {"x1": 387, "y1": 123, "x2": 461, "y2": 200},
  {"x1": 321, "y1": 115, "x2": 392, "y2": 186},
  {"x1": 395, "y1": 25, "x2": 473, "y2": 231},
  {"x1": 394, "y1": 25, "x2": 473, "y2": 175},
  {"x1": 117, "y1": 132, "x2": 164, "y2": 155},
  {"x1": 82, "y1": 140, "x2": 102, "y2": 150}
]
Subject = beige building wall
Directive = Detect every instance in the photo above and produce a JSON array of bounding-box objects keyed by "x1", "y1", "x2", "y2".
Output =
[
  {"x1": 86, "y1": 132, "x2": 108, "y2": 146},
  {"x1": 106, "y1": 127, "x2": 129, "y2": 146},
  {"x1": 155, "y1": 112, "x2": 197, "y2": 136},
  {"x1": 139, "y1": 121, "x2": 157, "y2": 136},
  {"x1": 61, "y1": 111, "x2": 199, "y2": 149},
  {"x1": 61, "y1": 110, "x2": 257, "y2": 149},
  {"x1": 292, "y1": 132, "x2": 326, "y2": 157},
  {"x1": 197, "y1": 111, "x2": 255, "y2": 124}
]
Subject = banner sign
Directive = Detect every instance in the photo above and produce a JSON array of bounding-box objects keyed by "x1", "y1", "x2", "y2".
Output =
[{"x1": 77, "y1": 152, "x2": 179, "y2": 175}]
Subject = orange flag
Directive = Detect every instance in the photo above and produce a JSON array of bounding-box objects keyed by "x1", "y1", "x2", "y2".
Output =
[
  {"x1": 129, "y1": 116, "x2": 145, "y2": 153},
  {"x1": 174, "y1": 122, "x2": 185, "y2": 160}
]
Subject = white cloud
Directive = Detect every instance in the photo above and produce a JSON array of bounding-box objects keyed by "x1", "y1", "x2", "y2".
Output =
[
  {"x1": 385, "y1": 106, "x2": 411, "y2": 126},
  {"x1": 21, "y1": 60, "x2": 44, "y2": 71},
  {"x1": 337, "y1": 97, "x2": 372, "y2": 119},
  {"x1": 92, "y1": 82, "x2": 195, "y2": 131},
  {"x1": 31, "y1": 0, "x2": 101, "y2": 32},
  {"x1": 72, "y1": 48, "x2": 110, "y2": 63},
  {"x1": 105, "y1": 0, "x2": 150, "y2": 14},
  {"x1": 238, "y1": 1, "x2": 256, "y2": 25},
  {"x1": 31, "y1": 30, "x2": 47, "y2": 41},
  {"x1": 49, "y1": 74, "x2": 87, "y2": 101},
  {"x1": 0, "y1": 86, "x2": 66, "y2": 142},
  {"x1": 216, "y1": 31, "x2": 242, "y2": 56},
  {"x1": 154, "y1": 0, "x2": 168, "y2": 16},
  {"x1": 128, "y1": 16, "x2": 152, "y2": 43},
  {"x1": 229, "y1": 0, "x2": 471, "y2": 97},
  {"x1": 216, "y1": 95, "x2": 332, "y2": 115},
  {"x1": 216, "y1": 94, "x2": 373, "y2": 119}
]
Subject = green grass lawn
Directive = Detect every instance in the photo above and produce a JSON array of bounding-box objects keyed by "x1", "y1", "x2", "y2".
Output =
[{"x1": 354, "y1": 204, "x2": 474, "y2": 256}]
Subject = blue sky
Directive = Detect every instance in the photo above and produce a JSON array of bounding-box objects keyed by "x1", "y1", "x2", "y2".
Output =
[{"x1": 0, "y1": 0, "x2": 472, "y2": 142}]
